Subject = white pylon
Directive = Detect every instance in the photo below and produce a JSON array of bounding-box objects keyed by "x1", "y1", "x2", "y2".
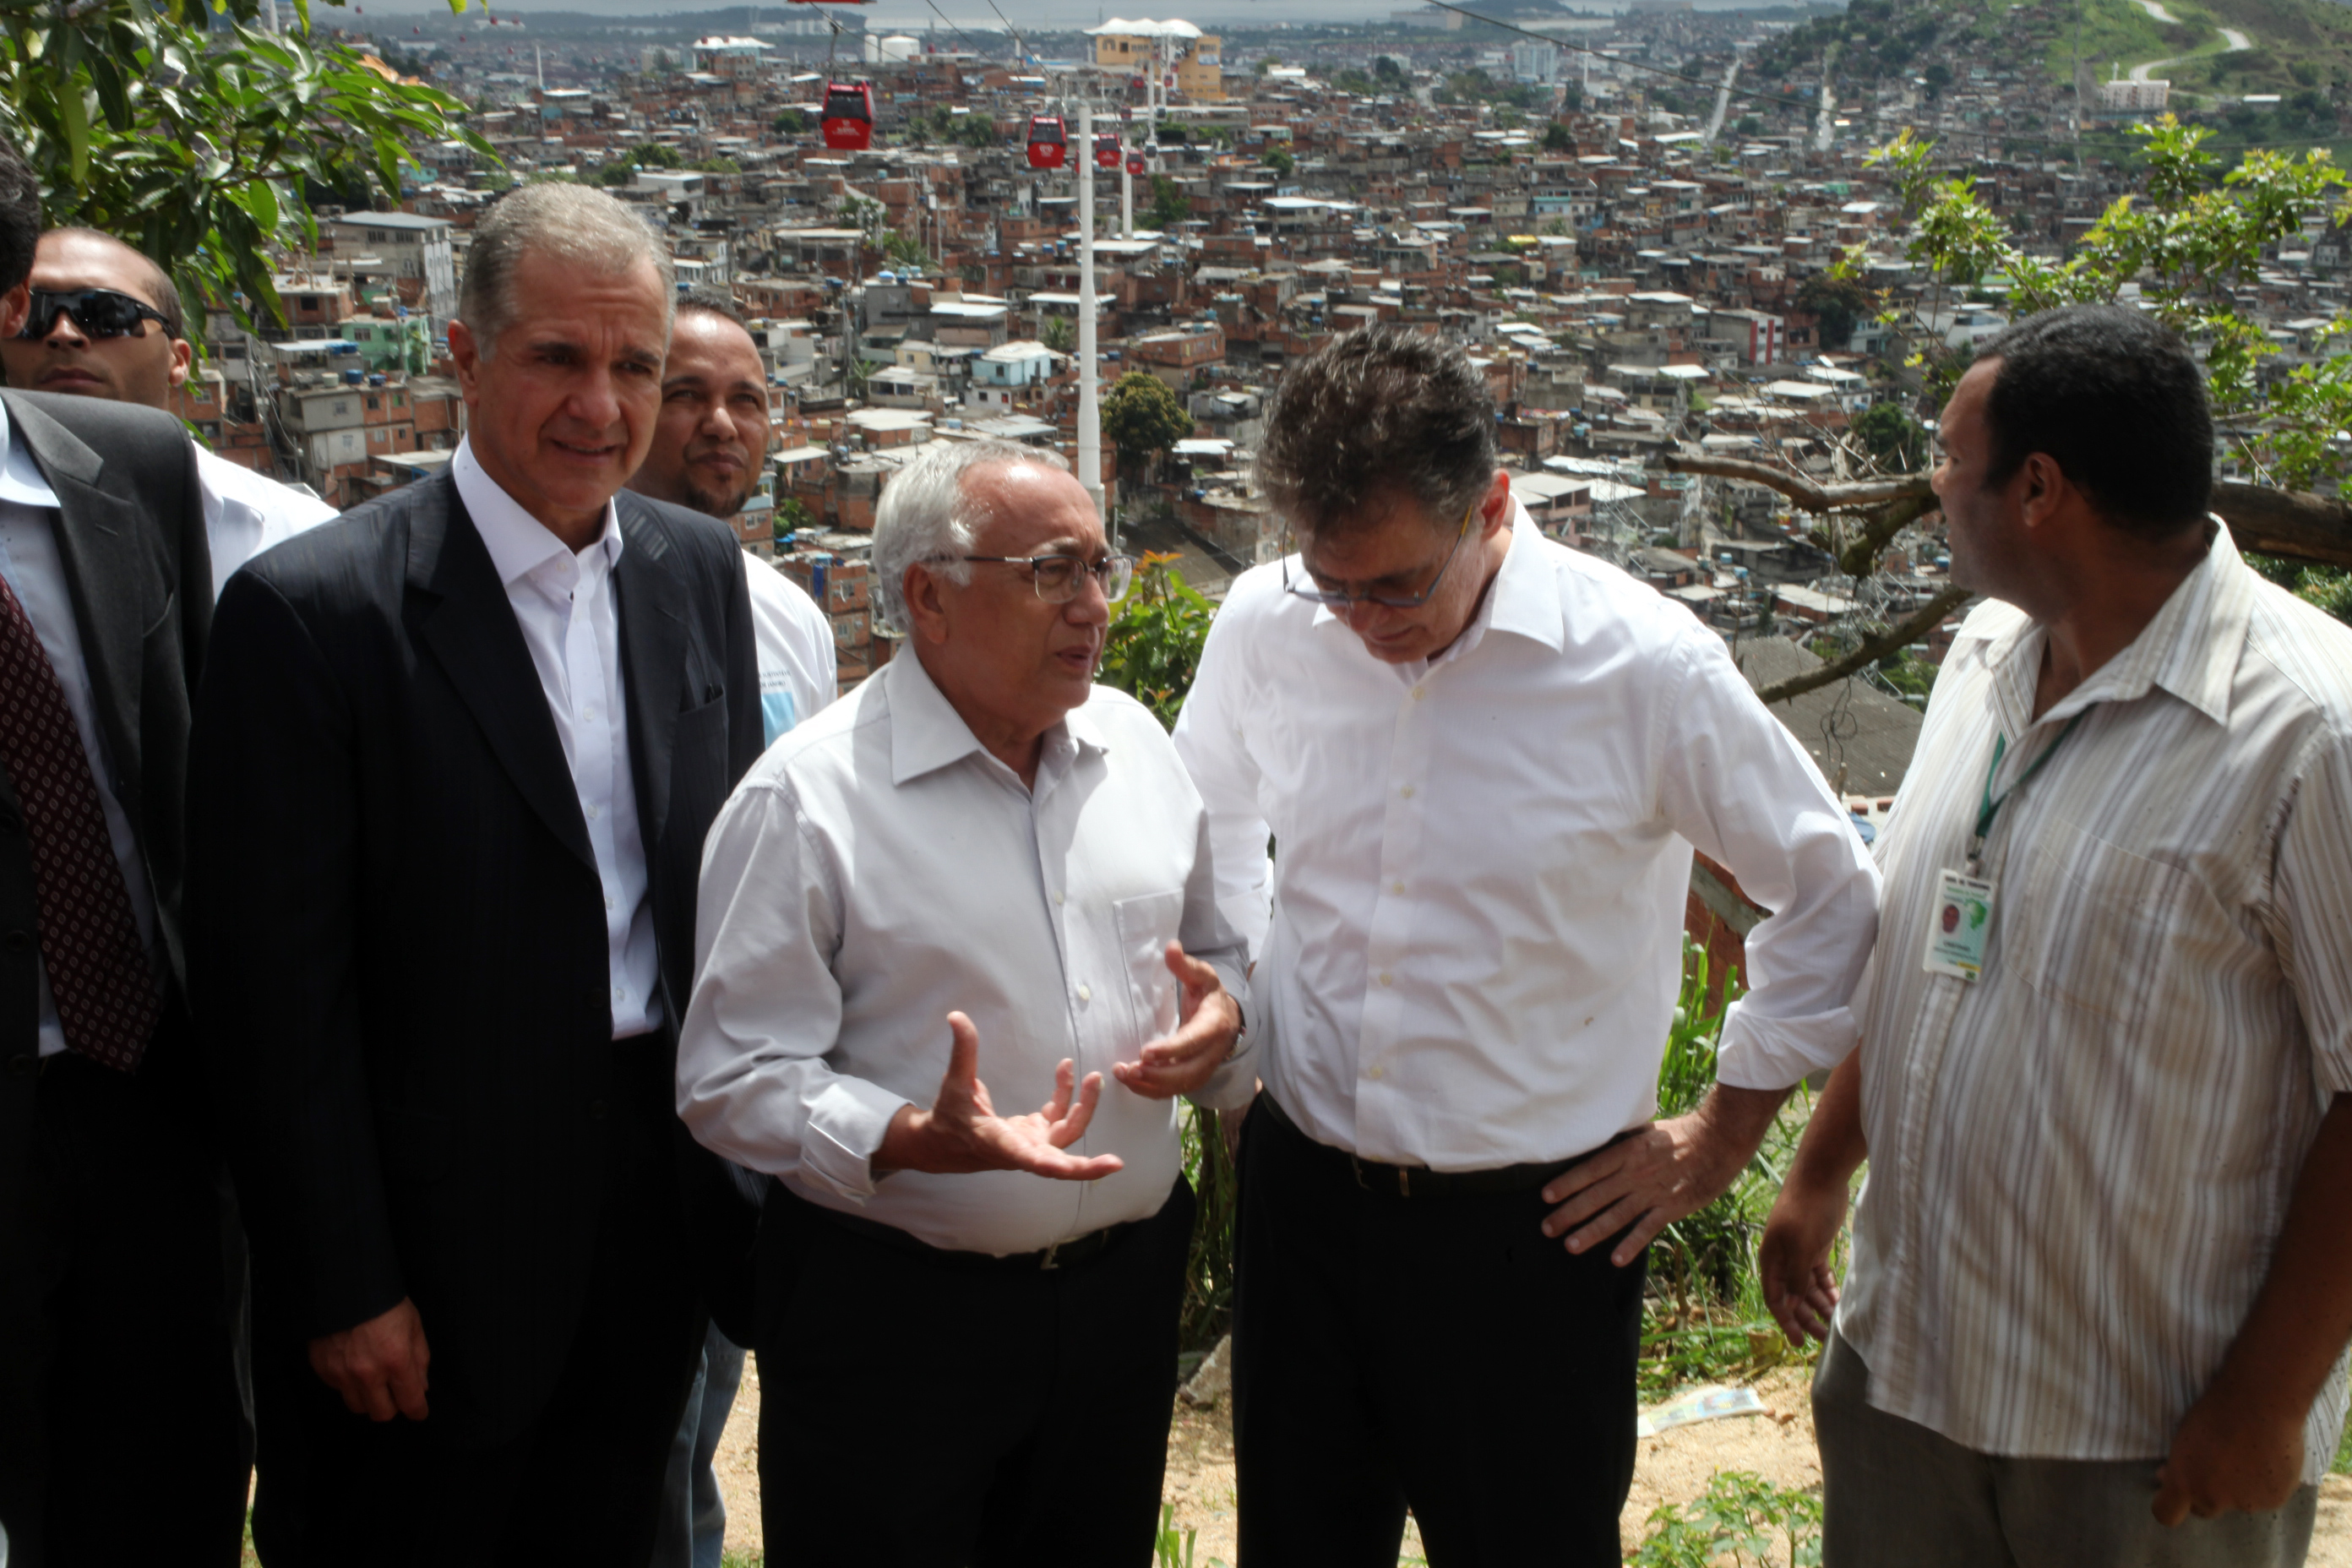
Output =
[{"x1": 1077, "y1": 101, "x2": 1101, "y2": 514}]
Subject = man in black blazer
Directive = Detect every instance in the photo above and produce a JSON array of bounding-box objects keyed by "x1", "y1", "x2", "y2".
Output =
[
  {"x1": 0, "y1": 144, "x2": 244, "y2": 1565},
  {"x1": 189, "y1": 182, "x2": 762, "y2": 1565}
]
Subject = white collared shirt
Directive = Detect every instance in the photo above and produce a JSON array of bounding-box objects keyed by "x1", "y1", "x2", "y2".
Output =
[
  {"x1": 0, "y1": 400, "x2": 160, "y2": 1057},
  {"x1": 741, "y1": 554, "x2": 835, "y2": 746},
  {"x1": 1172, "y1": 511, "x2": 1881, "y2": 1170},
  {"x1": 1837, "y1": 525, "x2": 2352, "y2": 1480},
  {"x1": 452, "y1": 437, "x2": 658, "y2": 1038},
  {"x1": 195, "y1": 444, "x2": 336, "y2": 599},
  {"x1": 677, "y1": 651, "x2": 1255, "y2": 1256}
]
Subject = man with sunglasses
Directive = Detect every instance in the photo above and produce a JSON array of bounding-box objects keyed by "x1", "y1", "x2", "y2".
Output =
[
  {"x1": 0, "y1": 157, "x2": 245, "y2": 1563},
  {"x1": 1172, "y1": 325, "x2": 1881, "y2": 1564},
  {"x1": 0, "y1": 228, "x2": 335, "y2": 598},
  {"x1": 678, "y1": 437, "x2": 1252, "y2": 1565}
]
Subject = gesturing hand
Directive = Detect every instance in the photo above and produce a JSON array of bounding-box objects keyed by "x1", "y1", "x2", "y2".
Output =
[
  {"x1": 875, "y1": 1011, "x2": 1126, "y2": 1181},
  {"x1": 308, "y1": 1296, "x2": 431, "y2": 1422},
  {"x1": 1112, "y1": 942, "x2": 1241, "y2": 1101}
]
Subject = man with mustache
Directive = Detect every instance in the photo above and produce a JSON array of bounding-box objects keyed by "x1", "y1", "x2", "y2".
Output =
[
  {"x1": 623, "y1": 284, "x2": 831, "y2": 1568},
  {"x1": 628, "y1": 286, "x2": 833, "y2": 754}
]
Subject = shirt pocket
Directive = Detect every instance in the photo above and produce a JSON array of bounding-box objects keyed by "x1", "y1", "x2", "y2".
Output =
[
  {"x1": 1112, "y1": 890, "x2": 1186, "y2": 1043},
  {"x1": 2002, "y1": 816, "x2": 2210, "y2": 1041}
]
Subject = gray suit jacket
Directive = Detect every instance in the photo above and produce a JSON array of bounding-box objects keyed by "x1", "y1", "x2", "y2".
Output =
[{"x1": 0, "y1": 391, "x2": 211, "y2": 1185}]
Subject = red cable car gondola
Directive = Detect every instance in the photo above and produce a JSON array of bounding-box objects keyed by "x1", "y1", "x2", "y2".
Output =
[
  {"x1": 1025, "y1": 113, "x2": 1067, "y2": 170},
  {"x1": 1126, "y1": 151, "x2": 1146, "y2": 177},
  {"x1": 1094, "y1": 132, "x2": 1121, "y2": 170},
  {"x1": 821, "y1": 80, "x2": 874, "y2": 151}
]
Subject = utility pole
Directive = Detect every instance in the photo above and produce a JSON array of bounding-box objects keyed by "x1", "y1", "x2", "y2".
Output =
[
  {"x1": 1122, "y1": 154, "x2": 1133, "y2": 237},
  {"x1": 1077, "y1": 100, "x2": 1101, "y2": 514}
]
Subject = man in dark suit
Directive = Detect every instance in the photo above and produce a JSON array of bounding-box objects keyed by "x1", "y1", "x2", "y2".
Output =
[
  {"x1": 0, "y1": 143, "x2": 244, "y2": 1565},
  {"x1": 189, "y1": 182, "x2": 763, "y2": 1566}
]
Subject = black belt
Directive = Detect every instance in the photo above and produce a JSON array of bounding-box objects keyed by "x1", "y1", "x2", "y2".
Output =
[
  {"x1": 1258, "y1": 1092, "x2": 1606, "y2": 1200},
  {"x1": 801, "y1": 1190, "x2": 1148, "y2": 1272}
]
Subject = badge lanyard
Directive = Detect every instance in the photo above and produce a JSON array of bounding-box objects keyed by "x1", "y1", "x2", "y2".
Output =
[
  {"x1": 1967, "y1": 710, "x2": 2087, "y2": 877},
  {"x1": 1924, "y1": 710, "x2": 2088, "y2": 983}
]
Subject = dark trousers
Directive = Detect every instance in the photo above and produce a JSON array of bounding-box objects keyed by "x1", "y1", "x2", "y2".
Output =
[
  {"x1": 757, "y1": 1177, "x2": 1196, "y2": 1568},
  {"x1": 1232, "y1": 1095, "x2": 1648, "y2": 1568},
  {"x1": 0, "y1": 1039, "x2": 250, "y2": 1568},
  {"x1": 247, "y1": 1038, "x2": 706, "y2": 1568}
]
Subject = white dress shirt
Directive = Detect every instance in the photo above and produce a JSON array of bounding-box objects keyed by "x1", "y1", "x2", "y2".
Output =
[
  {"x1": 1172, "y1": 511, "x2": 1881, "y2": 1170},
  {"x1": 0, "y1": 400, "x2": 160, "y2": 1057},
  {"x1": 195, "y1": 444, "x2": 336, "y2": 599},
  {"x1": 678, "y1": 650, "x2": 1255, "y2": 1256},
  {"x1": 453, "y1": 438, "x2": 659, "y2": 1038},
  {"x1": 1837, "y1": 525, "x2": 2352, "y2": 1481},
  {"x1": 741, "y1": 553, "x2": 835, "y2": 746}
]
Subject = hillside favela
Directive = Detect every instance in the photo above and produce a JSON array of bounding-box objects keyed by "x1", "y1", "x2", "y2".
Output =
[{"x1": 10, "y1": 0, "x2": 2352, "y2": 1561}]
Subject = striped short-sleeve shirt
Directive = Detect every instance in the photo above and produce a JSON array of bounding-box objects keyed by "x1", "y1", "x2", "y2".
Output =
[{"x1": 1837, "y1": 524, "x2": 2352, "y2": 1481}]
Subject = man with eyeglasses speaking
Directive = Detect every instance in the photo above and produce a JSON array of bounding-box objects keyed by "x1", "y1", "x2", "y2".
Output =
[
  {"x1": 1172, "y1": 325, "x2": 1882, "y2": 1565},
  {"x1": 677, "y1": 437, "x2": 1253, "y2": 1566},
  {"x1": 0, "y1": 228, "x2": 335, "y2": 597}
]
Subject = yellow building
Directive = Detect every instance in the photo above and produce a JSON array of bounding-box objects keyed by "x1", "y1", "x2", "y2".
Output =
[{"x1": 1089, "y1": 18, "x2": 1224, "y2": 101}]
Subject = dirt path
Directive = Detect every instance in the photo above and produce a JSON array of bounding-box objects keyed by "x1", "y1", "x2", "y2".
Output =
[{"x1": 711, "y1": 1362, "x2": 2352, "y2": 1565}]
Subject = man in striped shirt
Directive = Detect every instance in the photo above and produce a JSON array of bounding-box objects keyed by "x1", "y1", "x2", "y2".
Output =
[{"x1": 1761, "y1": 304, "x2": 2352, "y2": 1567}]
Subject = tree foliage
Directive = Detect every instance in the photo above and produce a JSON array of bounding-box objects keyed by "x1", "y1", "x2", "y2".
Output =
[
  {"x1": 1852, "y1": 401, "x2": 1925, "y2": 471},
  {"x1": 0, "y1": 0, "x2": 489, "y2": 340},
  {"x1": 1101, "y1": 369, "x2": 1192, "y2": 477},
  {"x1": 1147, "y1": 173, "x2": 1190, "y2": 230},
  {"x1": 1873, "y1": 120, "x2": 2352, "y2": 490}
]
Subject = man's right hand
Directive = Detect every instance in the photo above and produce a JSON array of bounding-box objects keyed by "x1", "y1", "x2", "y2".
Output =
[
  {"x1": 308, "y1": 1297, "x2": 431, "y2": 1422},
  {"x1": 874, "y1": 1011, "x2": 1125, "y2": 1182},
  {"x1": 1760, "y1": 1172, "x2": 1846, "y2": 1347}
]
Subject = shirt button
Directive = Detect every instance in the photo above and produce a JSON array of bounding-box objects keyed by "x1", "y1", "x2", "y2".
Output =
[
  {"x1": 585, "y1": 803, "x2": 601, "y2": 820},
  {"x1": 1368, "y1": 1064, "x2": 1386, "y2": 1081},
  {"x1": 583, "y1": 705, "x2": 598, "y2": 722},
  {"x1": 1400, "y1": 785, "x2": 1416, "y2": 799},
  {"x1": 1054, "y1": 891, "x2": 1066, "y2": 906},
  {"x1": 1377, "y1": 971, "x2": 1392, "y2": 987},
  {"x1": 1390, "y1": 880, "x2": 1405, "y2": 896},
  {"x1": 1411, "y1": 685, "x2": 1426, "y2": 700},
  {"x1": 612, "y1": 985, "x2": 626, "y2": 1003},
  {"x1": 1076, "y1": 984, "x2": 1092, "y2": 1003},
  {"x1": 605, "y1": 895, "x2": 617, "y2": 912}
]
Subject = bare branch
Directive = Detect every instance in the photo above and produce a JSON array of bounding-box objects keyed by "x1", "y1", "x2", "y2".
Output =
[
  {"x1": 1657, "y1": 454, "x2": 2352, "y2": 570},
  {"x1": 2211, "y1": 482, "x2": 2352, "y2": 569},
  {"x1": 1753, "y1": 585, "x2": 1974, "y2": 706},
  {"x1": 1657, "y1": 451, "x2": 1933, "y2": 511}
]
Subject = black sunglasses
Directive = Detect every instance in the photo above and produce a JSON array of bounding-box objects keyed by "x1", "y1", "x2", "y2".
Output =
[{"x1": 19, "y1": 287, "x2": 172, "y2": 342}]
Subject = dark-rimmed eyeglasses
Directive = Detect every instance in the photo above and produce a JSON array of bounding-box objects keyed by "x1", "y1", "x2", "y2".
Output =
[
  {"x1": 19, "y1": 287, "x2": 172, "y2": 343},
  {"x1": 955, "y1": 552, "x2": 1136, "y2": 604},
  {"x1": 1282, "y1": 501, "x2": 1478, "y2": 610}
]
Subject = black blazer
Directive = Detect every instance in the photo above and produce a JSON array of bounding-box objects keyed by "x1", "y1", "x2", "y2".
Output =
[
  {"x1": 0, "y1": 392, "x2": 210, "y2": 1193},
  {"x1": 188, "y1": 470, "x2": 761, "y2": 1441}
]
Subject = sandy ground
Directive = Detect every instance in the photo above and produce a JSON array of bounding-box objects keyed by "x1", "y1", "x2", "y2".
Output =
[{"x1": 712, "y1": 1358, "x2": 2352, "y2": 1568}]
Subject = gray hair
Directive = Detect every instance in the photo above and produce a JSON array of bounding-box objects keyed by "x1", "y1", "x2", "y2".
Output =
[
  {"x1": 871, "y1": 438, "x2": 1073, "y2": 635},
  {"x1": 460, "y1": 182, "x2": 675, "y2": 358}
]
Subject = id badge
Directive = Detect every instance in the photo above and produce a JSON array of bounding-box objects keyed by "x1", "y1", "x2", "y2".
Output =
[{"x1": 1922, "y1": 868, "x2": 1996, "y2": 982}]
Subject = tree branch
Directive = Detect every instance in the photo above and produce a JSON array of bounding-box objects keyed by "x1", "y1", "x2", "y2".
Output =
[
  {"x1": 1657, "y1": 451, "x2": 1932, "y2": 509},
  {"x1": 1753, "y1": 585, "x2": 1974, "y2": 706},
  {"x1": 1656, "y1": 455, "x2": 2352, "y2": 570}
]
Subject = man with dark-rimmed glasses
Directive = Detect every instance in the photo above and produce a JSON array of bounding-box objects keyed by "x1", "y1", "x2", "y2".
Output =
[
  {"x1": 1173, "y1": 324, "x2": 1882, "y2": 1565},
  {"x1": 677, "y1": 437, "x2": 1252, "y2": 1565}
]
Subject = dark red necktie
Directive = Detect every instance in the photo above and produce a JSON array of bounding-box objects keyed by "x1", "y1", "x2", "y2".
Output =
[{"x1": 0, "y1": 567, "x2": 159, "y2": 1071}]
